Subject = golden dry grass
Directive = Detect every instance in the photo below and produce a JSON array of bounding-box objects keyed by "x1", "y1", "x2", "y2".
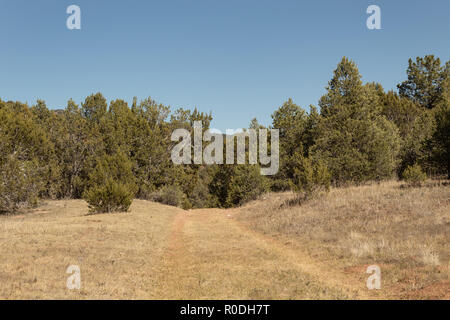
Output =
[
  {"x1": 237, "y1": 180, "x2": 450, "y2": 299},
  {"x1": 0, "y1": 199, "x2": 347, "y2": 299},
  {"x1": 1, "y1": 180, "x2": 448, "y2": 299},
  {"x1": 153, "y1": 209, "x2": 349, "y2": 299},
  {"x1": 0, "y1": 200, "x2": 181, "y2": 299}
]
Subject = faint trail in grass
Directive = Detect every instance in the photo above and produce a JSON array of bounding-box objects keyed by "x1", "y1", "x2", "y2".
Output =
[{"x1": 154, "y1": 208, "x2": 352, "y2": 299}]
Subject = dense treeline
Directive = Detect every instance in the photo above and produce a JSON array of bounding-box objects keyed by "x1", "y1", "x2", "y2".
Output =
[{"x1": 1, "y1": 55, "x2": 448, "y2": 213}]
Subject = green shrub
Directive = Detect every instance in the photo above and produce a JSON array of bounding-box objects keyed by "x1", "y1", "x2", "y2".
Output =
[
  {"x1": 152, "y1": 184, "x2": 186, "y2": 208},
  {"x1": 189, "y1": 180, "x2": 214, "y2": 208},
  {"x1": 84, "y1": 179, "x2": 134, "y2": 213},
  {"x1": 292, "y1": 156, "x2": 331, "y2": 202},
  {"x1": 208, "y1": 165, "x2": 235, "y2": 207},
  {"x1": 403, "y1": 164, "x2": 427, "y2": 187},
  {"x1": 0, "y1": 155, "x2": 42, "y2": 213},
  {"x1": 270, "y1": 178, "x2": 292, "y2": 192},
  {"x1": 226, "y1": 165, "x2": 269, "y2": 207},
  {"x1": 186, "y1": 167, "x2": 216, "y2": 208},
  {"x1": 83, "y1": 151, "x2": 136, "y2": 213}
]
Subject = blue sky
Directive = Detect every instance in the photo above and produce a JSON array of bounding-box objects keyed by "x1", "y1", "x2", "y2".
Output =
[{"x1": 1, "y1": 0, "x2": 449, "y2": 131}]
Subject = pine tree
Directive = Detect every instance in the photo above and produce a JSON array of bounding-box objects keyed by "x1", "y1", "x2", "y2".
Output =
[
  {"x1": 312, "y1": 57, "x2": 401, "y2": 185},
  {"x1": 398, "y1": 55, "x2": 449, "y2": 109}
]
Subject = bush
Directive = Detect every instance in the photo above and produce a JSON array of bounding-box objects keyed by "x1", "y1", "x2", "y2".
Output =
[
  {"x1": 151, "y1": 184, "x2": 187, "y2": 208},
  {"x1": 186, "y1": 167, "x2": 216, "y2": 208},
  {"x1": 84, "y1": 179, "x2": 134, "y2": 213},
  {"x1": 403, "y1": 164, "x2": 427, "y2": 187},
  {"x1": 208, "y1": 165, "x2": 235, "y2": 207},
  {"x1": 83, "y1": 151, "x2": 136, "y2": 213},
  {"x1": 292, "y1": 156, "x2": 331, "y2": 202},
  {"x1": 270, "y1": 178, "x2": 292, "y2": 192},
  {"x1": 189, "y1": 180, "x2": 214, "y2": 208},
  {"x1": 0, "y1": 155, "x2": 42, "y2": 213},
  {"x1": 226, "y1": 165, "x2": 269, "y2": 207}
]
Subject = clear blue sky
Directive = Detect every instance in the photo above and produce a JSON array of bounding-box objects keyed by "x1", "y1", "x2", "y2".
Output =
[{"x1": 1, "y1": 0, "x2": 449, "y2": 131}]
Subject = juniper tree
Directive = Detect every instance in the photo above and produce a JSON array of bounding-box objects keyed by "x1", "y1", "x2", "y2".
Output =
[
  {"x1": 83, "y1": 150, "x2": 137, "y2": 213},
  {"x1": 270, "y1": 99, "x2": 308, "y2": 188}
]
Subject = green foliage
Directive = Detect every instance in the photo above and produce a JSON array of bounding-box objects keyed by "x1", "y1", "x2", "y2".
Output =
[
  {"x1": 0, "y1": 155, "x2": 41, "y2": 213},
  {"x1": 270, "y1": 99, "x2": 309, "y2": 186},
  {"x1": 187, "y1": 166, "x2": 216, "y2": 208},
  {"x1": 312, "y1": 57, "x2": 401, "y2": 185},
  {"x1": 398, "y1": 55, "x2": 449, "y2": 110},
  {"x1": 399, "y1": 110, "x2": 436, "y2": 175},
  {"x1": 291, "y1": 153, "x2": 331, "y2": 201},
  {"x1": 84, "y1": 180, "x2": 135, "y2": 213},
  {"x1": 151, "y1": 184, "x2": 188, "y2": 209},
  {"x1": 270, "y1": 179, "x2": 292, "y2": 192},
  {"x1": 380, "y1": 90, "x2": 422, "y2": 139},
  {"x1": 208, "y1": 165, "x2": 235, "y2": 207},
  {"x1": 425, "y1": 77, "x2": 450, "y2": 177},
  {"x1": 83, "y1": 151, "x2": 136, "y2": 213},
  {"x1": 81, "y1": 92, "x2": 108, "y2": 124},
  {"x1": 1, "y1": 54, "x2": 448, "y2": 214},
  {"x1": 403, "y1": 164, "x2": 427, "y2": 187},
  {"x1": 226, "y1": 165, "x2": 269, "y2": 207},
  {"x1": 0, "y1": 100, "x2": 52, "y2": 212},
  {"x1": 57, "y1": 99, "x2": 91, "y2": 198},
  {"x1": 208, "y1": 164, "x2": 269, "y2": 208}
]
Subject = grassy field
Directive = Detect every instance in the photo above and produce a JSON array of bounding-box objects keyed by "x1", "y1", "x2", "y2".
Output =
[
  {"x1": 237, "y1": 180, "x2": 449, "y2": 299},
  {"x1": 0, "y1": 181, "x2": 448, "y2": 299},
  {"x1": 0, "y1": 200, "x2": 181, "y2": 299}
]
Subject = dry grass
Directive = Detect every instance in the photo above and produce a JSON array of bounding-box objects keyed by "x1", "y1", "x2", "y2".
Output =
[
  {"x1": 153, "y1": 209, "x2": 348, "y2": 299},
  {"x1": 1, "y1": 180, "x2": 448, "y2": 299},
  {"x1": 0, "y1": 200, "x2": 181, "y2": 299},
  {"x1": 237, "y1": 180, "x2": 450, "y2": 299},
  {"x1": 0, "y1": 199, "x2": 347, "y2": 299}
]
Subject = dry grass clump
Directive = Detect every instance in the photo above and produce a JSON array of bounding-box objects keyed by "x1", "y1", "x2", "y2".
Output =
[{"x1": 237, "y1": 180, "x2": 449, "y2": 298}]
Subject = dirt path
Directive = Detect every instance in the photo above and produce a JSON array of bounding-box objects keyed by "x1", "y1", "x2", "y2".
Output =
[{"x1": 153, "y1": 208, "x2": 380, "y2": 299}]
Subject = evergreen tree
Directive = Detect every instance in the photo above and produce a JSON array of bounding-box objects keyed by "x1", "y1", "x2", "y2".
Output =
[
  {"x1": 380, "y1": 90, "x2": 422, "y2": 139},
  {"x1": 427, "y1": 77, "x2": 450, "y2": 177},
  {"x1": 312, "y1": 57, "x2": 400, "y2": 184},
  {"x1": 271, "y1": 99, "x2": 308, "y2": 189},
  {"x1": 0, "y1": 100, "x2": 52, "y2": 212},
  {"x1": 398, "y1": 55, "x2": 449, "y2": 109},
  {"x1": 291, "y1": 153, "x2": 330, "y2": 201}
]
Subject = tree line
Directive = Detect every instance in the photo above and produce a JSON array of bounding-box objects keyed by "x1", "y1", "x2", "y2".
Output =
[{"x1": 0, "y1": 55, "x2": 448, "y2": 213}]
